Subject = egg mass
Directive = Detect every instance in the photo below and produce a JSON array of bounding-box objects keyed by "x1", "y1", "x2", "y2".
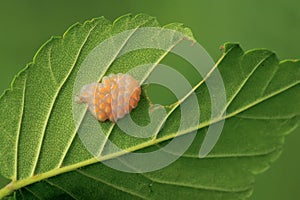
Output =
[{"x1": 77, "y1": 73, "x2": 141, "y2": 122}]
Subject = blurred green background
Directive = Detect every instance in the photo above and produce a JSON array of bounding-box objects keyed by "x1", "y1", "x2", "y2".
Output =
[{"x1": 0, "y1": 0, "x2": 299, "y2": 199}]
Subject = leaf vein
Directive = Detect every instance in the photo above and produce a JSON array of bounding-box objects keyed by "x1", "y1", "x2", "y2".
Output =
[
  {"x1": 45, "y1": 180, "x2": 80, "y2": 200},
  {"x1": 99, "y1": 37, "x2": 185, "y2": 156},
  {"x1": 31, "y1": 23, "x2": 98, "y2": 176},
  {"x1": 60, "y1": 22, "x2": 150, "y2": 165},
  {"x1": 261, "y1": 63, "x2": 280, "y2": 96},
  {"x1": 152, "y1": 46, "x2": 231, "y2": 140},
  {"x1": 47, "y1": 45, "x2": 58, "y2": 86},
  {"x1": 15, "y1": 76, "x2": 27, "y2": 181},
  {"x1": 222, "y1": 53, "x2": 275, "y2": 115},
  {"x1": 235, "y1": 114, "x2": 297, "y2": 120},
  {"x1": 76, "y1": 170, "x2": 147, "y2": 200},
  {"x1": 23, "y1": 187, "x2": 42, "y2": 200},
  {"x1": 117, "y1": 157, "x2": 252, "y2": 193}
]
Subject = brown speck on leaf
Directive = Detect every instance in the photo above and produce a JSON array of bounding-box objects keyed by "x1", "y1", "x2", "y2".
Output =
[{"x1": 219, "y1": 45, "x2": 225, "y2": 51}]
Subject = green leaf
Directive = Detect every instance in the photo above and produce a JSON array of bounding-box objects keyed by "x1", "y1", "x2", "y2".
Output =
[{"x1": 0, "y1": 14, "x2": 299, "y2": 200}]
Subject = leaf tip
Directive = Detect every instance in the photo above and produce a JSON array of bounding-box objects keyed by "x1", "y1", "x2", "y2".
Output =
[{"x1": 221, "y1": 42, "x2": 240, "y2": 53}]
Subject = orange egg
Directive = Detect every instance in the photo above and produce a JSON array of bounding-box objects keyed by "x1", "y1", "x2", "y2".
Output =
[{"x1": 77, "y1": 73, "x2": 141, "y2": 122}]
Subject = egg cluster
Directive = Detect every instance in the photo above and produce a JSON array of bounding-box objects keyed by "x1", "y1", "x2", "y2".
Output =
[{"x1": 77, "y1": 73, "x2": 141, "y2": 122}]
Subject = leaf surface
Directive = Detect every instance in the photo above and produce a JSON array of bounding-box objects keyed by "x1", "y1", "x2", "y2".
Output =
[{"x1": 0, "y1": 14, "x2": 299, "y2": 200}]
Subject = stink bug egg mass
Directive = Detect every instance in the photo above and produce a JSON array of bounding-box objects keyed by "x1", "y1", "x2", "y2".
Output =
[{"x1": 77, "y1": 73, "x2": 141, "y2": 122}]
